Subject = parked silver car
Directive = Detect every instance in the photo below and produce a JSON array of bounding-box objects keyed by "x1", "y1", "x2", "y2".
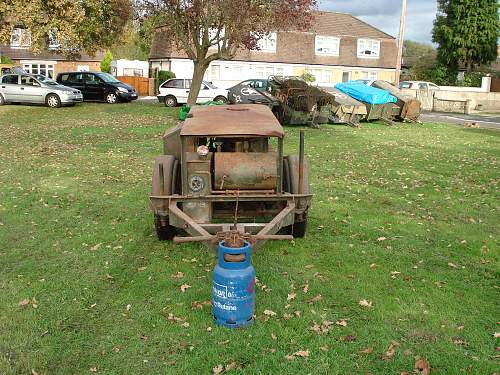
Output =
[{"x1": 0, "y1": 73, "x2": 83, "y2": 108}]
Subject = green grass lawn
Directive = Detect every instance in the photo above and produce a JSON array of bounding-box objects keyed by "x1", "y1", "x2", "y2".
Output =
[{"x1": 0, "y1": 102, "x2": 498, "y2": 375}]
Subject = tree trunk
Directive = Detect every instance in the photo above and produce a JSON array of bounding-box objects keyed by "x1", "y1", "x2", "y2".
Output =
[{"x1": 187, "y1": 61, "x2": 208, "y2": 105}]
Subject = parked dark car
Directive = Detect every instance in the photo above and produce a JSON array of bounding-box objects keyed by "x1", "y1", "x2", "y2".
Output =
[
  {"x1": 227, "y1": 79, "x2": 278, "y2": 107},
  {"x1": 56, "y1": 72, "x2": 138, "y2": 103}
]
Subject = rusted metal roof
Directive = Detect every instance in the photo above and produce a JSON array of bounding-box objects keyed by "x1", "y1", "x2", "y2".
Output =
[{"x1": 180, "y1": 104, "x2": 284, "y2": 138}]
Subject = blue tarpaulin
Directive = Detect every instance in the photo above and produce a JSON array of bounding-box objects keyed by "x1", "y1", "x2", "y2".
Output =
[{"x1": 335, "y1": 82, "x2": 397, "y2": 105}]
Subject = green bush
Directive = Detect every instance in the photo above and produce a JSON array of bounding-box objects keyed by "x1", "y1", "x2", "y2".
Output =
[
  {"x1": 1, "y1": 56, "x2": 14, "y2": 64},
  {"x1": 157, "y1": 70, "x2": 175, "y2": 83},
  {"x1": 155, "y1": 70, "x2": 176, "y2": 94},
  {"x1": 300, "y1": 72, "x2": 316, "y2": 83},
  {"x1": 100, "y1": 50, "x2": 113, "y2": 73}
]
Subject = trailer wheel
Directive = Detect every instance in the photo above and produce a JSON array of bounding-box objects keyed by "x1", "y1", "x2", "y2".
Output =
[
  {"x1": 281, "y1": 155, "x2": 310, "y2": 238},
  {"x1": 151, "y1": 155, "x2": 177, "y2": 240}
]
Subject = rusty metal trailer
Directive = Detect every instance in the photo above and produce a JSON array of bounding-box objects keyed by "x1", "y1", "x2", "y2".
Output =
[{"x1": 150, "y1": 104, "x2": 312, "y2": 248}]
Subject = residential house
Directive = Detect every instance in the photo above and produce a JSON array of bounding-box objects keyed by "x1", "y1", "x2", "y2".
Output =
[
  {"x1": 0, "y1": 27, "x2": 103, "y2": 78},
  {"x1": 149, "y1": 11, "x2": 398, "y2": 88}
]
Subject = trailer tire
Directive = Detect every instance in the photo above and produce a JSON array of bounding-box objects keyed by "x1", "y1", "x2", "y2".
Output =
[
  {"x1": 282, "y1": 155, "x2": 310, "y2": 238},
  {"x1": 151, "y1": 155, "x2": 177, "y2": 240}
]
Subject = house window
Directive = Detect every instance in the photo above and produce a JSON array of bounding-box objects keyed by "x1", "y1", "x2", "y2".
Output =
[
  {"x1": 357, "y1": 39, "x2": 380, "y2": 58},
  {"x1": 11, "y1": 28, "x2": 31, "y2": 48},
  {"x1": 361, "y1": 71, "x2": 378, "y2": 81},
  {"x1": 48, "y1": 32, "x2": 60, "y2": 50},
  {"x1": 23, "y1": 63, "x2": 55, "y2": 78},
  {"x1": 315, "y1": 36, "x2": 340, "y2": 56},
  {"x1": 209, "y1": 64, "x2": 220, "y2": 80},
  {"x1": 257, "y1": 33, "x2": 277, "y2": 52},
  {"x1": 306, "y1": 69, "x2": 332, "y2": 84}
]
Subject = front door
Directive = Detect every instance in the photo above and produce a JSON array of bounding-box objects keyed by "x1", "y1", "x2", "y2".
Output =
[
  {"x1": 67, "y1": 73, "x2": 86, "y2": 98},
  {"x1": 342, "y1": 72, "x2": 350, "y2": 82},
  {"x1": 19, "y1": 75, "x2": 44, "y2": 103},
  {"x1": 196, "y1": 82, "x2": 212, "y2": 103},
  {"x1": 0, "y1": 74, "x2": 20, "y2": 101},
  {"x1": 84, "y1": 73, "x2": 104, "y2": 101}
]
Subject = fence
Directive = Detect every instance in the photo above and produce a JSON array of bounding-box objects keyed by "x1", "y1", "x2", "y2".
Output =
[
  {"x1": 117, "y1": 76, "x2": 155, "y2": 96},
  {"x1": 491, "y1": 78, "x2": 500, "y2": 93}
]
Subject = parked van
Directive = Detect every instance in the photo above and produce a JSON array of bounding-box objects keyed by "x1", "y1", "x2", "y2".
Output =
[{"x1": 56, "y1": 72, "x2": 138, "y2": 103}]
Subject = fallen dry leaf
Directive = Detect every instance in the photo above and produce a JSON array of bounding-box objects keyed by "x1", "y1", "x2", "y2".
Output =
[
  {"x1": 212, "y1": 364, "x2": 224, "y2": 374},
  {"x1": 359, "y1": 299, "x2": 373, "y2": 308},
  {"x1": 263, "y1": 309, "x2": 277, "y2": 317},
  {"x1": 494, "y1": 332, "x2": 500, "y2": 338},
  {"x1": 171, "y1": 272, "x2": 184, "y2": 279},
  {"x1": 287, "y1": 293, "x2": 296, "y2": 301},
  {"x1": 167, "y1": 313, "x2": 183, "y2": 322},
  {"x1": 306, "y1": 294, "x2": 322, "y2": 304},
  {"x1": 271, "y1": 333, "x2": 277, "y2": 340},
  {"x1": 31, "y1": 370, "x2": 39, "y2": 375},
  {"x1": 180, "y1": 284, "x2": 191, "y2": 292},
  {"x1": 303, "y1": 284, "x2": 309, "y2": 293},
  {"x1": 382, "y1": 341, "x2": 399, "y2": 360},
  {"x1": 335, "y1": 319, "x2": 348, "y2": 327},
  {"x1": 342, "y1": 335, "x2": 356, "y2": 342},
  {"x1": 320, "y1": 345, "x2": 329, "y2": 352},
  {"x1": 377, "y1": 237, "x2": 387, "y2": 241},
  {"x1": 286, "y1": 350, "x2": 310, "y2": 360},
  {"x1": 414, "y1": 358, "x2": 430, "y2": 375},
  {"x1": 89, "y1": 367, "x2": 98, "y2": 373},
  {"x1": 18, "y1": 299, "x2": 30, "y2": 307},
  {"x1": 225, "y1": 362, "x2": 237, "y2": 371},
  {"x1": 359, "y1": 347, "x2": 374, "y2": 354},
  {"x1": 181, "y1": 322, "x2": 190, "y2": 328},
  {"x1": 90, "y1": 243, "x2": 102, "y2": 251},
  {"x1": 447, "y1": 262, "x2": 458, "y2": 269}
]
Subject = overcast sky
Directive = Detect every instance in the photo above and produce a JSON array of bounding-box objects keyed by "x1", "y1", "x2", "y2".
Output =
[{"x1": 320, "y1": 0, "x2": 438, "y2": 44}]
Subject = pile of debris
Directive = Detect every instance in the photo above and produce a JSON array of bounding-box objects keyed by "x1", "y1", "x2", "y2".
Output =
[{"x1": 266, "y1": 76, "x2": 422, "y2": 127}]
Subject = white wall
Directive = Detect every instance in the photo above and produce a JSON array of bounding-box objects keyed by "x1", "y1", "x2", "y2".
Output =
[
  {"x1": 438, "y1": 77, "x2": 492, "y2": 93},
  {"x1": 161, "y1": 58, "x2": 394, "y2": 89},
  {"x1": 402, "y1": 88, "x2": 500, "y2": 111},
  {"x1": 111, "y1": 59, "x2": 149, "y2": 77},
  {"x1": 168, "y1": 59, "x2": 294, "y2": 88}
]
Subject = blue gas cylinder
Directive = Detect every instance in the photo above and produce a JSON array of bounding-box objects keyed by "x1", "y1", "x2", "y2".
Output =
[{"x1": 212, "y1": 241, "x2": 255, "y2": 328}]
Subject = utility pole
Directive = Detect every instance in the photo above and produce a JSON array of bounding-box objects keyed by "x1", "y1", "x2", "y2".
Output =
[{"x1": 395, "y1": 0, "x2": 407, "y2": 86}]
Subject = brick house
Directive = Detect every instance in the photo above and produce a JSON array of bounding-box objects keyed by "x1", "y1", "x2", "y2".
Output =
[
  {"x1": 0, "y1": 27, "x2": 103, "y2": 78},
  {"x1": 149, "y1": 11, "x2": 398, "y2": 88}
]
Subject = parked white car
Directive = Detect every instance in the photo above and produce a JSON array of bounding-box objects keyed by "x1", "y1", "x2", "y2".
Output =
[
  {"x1": 157, "y1": 78, "x2": 228, "y2": 107},
  {"x1": 399, "y1": 81, "x2": 440, "y2": 91}
]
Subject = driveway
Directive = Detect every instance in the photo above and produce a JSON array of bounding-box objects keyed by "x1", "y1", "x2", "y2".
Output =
[{"x1": 421, "y1": 111, "x2": 500, "y2": 130}]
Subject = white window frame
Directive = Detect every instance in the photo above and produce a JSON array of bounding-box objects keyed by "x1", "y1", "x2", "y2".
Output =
[
  {"x1": 48, "y1": 32, "x2": 61, "y2": 50},
  {"x1": 315, "y1": 36, "x2": 340, "y2": 56},
  {"x1": 361, "y1": 71, "x2": 378, "y2": 81},
  {"x1": 257, "y1": 32, "x2": 277, "y2": 52},
  {"x1": 22, "y1": 62, "x2": 56, "y2": 78},
  {"x1": 357, "y1": 39, "x2": 380, "y2": 58},
  {"x1": 11, "y1": 28, "x2": 31, "y2": 49}
]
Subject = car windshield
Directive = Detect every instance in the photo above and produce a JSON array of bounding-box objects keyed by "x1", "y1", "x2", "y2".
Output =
[
  {"x1": 203, "y1": 81, "x2": 217, "y2": 89},
  {"x1": 35, "y1": 75, "x2": 58, "y2": 86},
  {"x1": 96, "y1": 72, "x2": 120, "y2": 83}
]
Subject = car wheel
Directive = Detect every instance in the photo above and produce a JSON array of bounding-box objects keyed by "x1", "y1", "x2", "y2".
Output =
[
  {"x1": 164, "y1": 95, "x2": 177, "y2": 107},
  {"x1": 214, "y1": 95, "x2": 227, "y2": 104},
  {"x1": 106, "y1": 92, "x2": 118, "y2": 104},
  {"x1": 46, "y1": 94, "x2": 61, "y2": 108},
  {"x1": 0, "y1": 94, "x2": 5, "y2": 106}
]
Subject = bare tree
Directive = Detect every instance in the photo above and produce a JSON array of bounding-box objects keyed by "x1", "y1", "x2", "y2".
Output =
[{"x1": 142, "y1": 0, "x2": 317, "y2": 104}]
